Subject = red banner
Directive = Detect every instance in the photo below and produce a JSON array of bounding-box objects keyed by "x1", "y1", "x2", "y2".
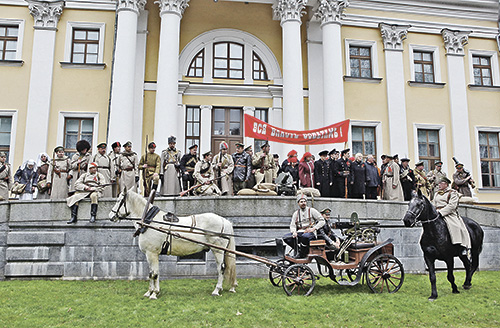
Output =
[{"x1": 244, "y1": 114, "x2": 350, "y2": 145}]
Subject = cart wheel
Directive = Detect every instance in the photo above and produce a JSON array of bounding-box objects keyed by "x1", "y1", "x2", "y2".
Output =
[
  {"x1": 365, "y1": 254, "x2": 404, "y2": 293},
  {"x1": 341, "y1": 268, "x2": 359, "y2": 282},
  {"x1": 283, "y1": 264, "x2": 316, "y2": 296},
  {"x1": 269, "y1": 259, "x2": 291, "y2": 287}
]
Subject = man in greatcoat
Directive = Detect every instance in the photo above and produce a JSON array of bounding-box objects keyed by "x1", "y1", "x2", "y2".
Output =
[
  {"x1": 35, "y1": 152, "x2": 51, "y2": 199},
  {"x1": 400, "y1": 158, "x2": 416, "y2": 201},
  {"x1": 332, "y1": 149, "x2": 351, "y2": 198},
  {"x1": 139, "y1": 142, "x2": 161, "y2": 196},
  {"x1": 119, "y1": 141, "x2": 139, "y2": 193},
  {"x1": 194, "y1": 151, "x2": 221, "y2": 196},
  {"x1": 212, "y1": 141, "x2": 234, "y2": 195},
  {"x1": 0, "y1": 152, "x2": 12, "y2": 201},
  {"x1": 108, "y1": 141, "x2": 122, "y2": 197},
  {"x1": 364, "y1": 155, "x2": 380, "y2": 200},
  {"x1": 427, "y1": 161, "x2": 446, "y2": 200},
  {"x1": 160, "y1": 136, "x2": 182, "y2": 196},
  {"x1": 252, "y1": 142, "x2": 275, "y2": 184},
  {"x1": 90, "y1": 142, "x2": 115, "y2": 198},
  {"x1": 349, "y1": 153, "x2": 367, "y2": 199},
  {"x1": 453, "y1": 163, "x2": 474, "y2": 197},
  {"x1": 244, "y1": 145, "x2": 257, "y2": 188},
  {"x1": 317, "y1": 208, "x2": 340, "y2": 251},
  {"x1": 414, "y1": 161, "x2": 431, "y2": 198},
  {"x1": 433, "y1": 177, "x2": 471, "y2": 258},
  {"x1": 314, "y1": 150, "x2": 332, "y2": 197},
  {"x1": 66, "y1": 162, "x2": 105, "y2": 224},
  {"x1": 48, "y1": 146, "x2": 70, "y2": 200},
  {"x1": 69, "y1": 140, "x2": 92, "y2": 195},
  {"x1": 180, "y1": 144, "x2": 199, "y2": 193},
  {"x1": 382, "y1": 154, "x2": 404, "y2": 201},
  {"x1": 232, "y1": 142, "x2": 251, "y2": 194}
]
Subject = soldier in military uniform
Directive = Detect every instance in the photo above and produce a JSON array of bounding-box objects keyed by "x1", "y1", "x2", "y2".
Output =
[
  {"x1": 382, "y1": 155, "x2": 404, "y2": 201},
  {"x1": 314, "y1": 150, "x2": 332, "y2": 197},
  {"x1": 66, "y1": 162, "x2": 106, "y2": 224},
  {"x1": 194, "y1": 151, "x2": 221, "y2": 196},
  {"x1": 180, "y1": 144, "x2": 199, "y2": 193},
  {"x1": 69, "y1": 140, "x2": 92, "y2": 195},
  {"x1": 244, "y1": 145, "x2": 256, "y2": 189},
  {"x1": 232, "y1": 143, "x2": 251, "y2": 194},
  {"x1": 252, "y1": 142, "x2": 275, "y2": 184},
  {"x1": 139, "y1": 142, "x2": 161, "y2": 196},
  {"x1": 35, "y1": 152, "x2": 51, "y2": 199},
  {"x1": 108, "y1": 141, "x2": 121, "y2": 197},
  {"x1": 427, "y1": 161, "x2": 446, "y2": 200},
  {"x1": 48, "y1": 146, "x2": 70, "y2": 200},
  {"x1": 212, "y1": 141, "x2": 234, "y2": 195},
  {"x1": 317, "y1": 208, "x2": 340, "y2": 250},
  {"x1": 119, "y1": 141, "x2": 139, "y2": 193},
  {"x1": 0, "y1": 152, "x2": 12, "y2": 201},
  {"x1": 90, "y1": 142, "x2": 115, "y2": 198},
  {"x1": 160, "y1": 136, "x2": 182, "y2": 196},
  {"x1": 332, "y1": 149, "x2": 351, "y2": 198},
  {"x1": 400, "y1": 157, "x2": 416, "y2": 201},
  {"x1": 453, "y1": 162, "x2": 474, "y2": 197},
  {"x1": 414, "y1": 161, "x2": 431, "y2": 198}
]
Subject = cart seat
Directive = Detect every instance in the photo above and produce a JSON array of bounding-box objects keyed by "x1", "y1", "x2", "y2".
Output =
[
  {"x1": 310, "y1": 240, "x2": 326, "y2": 247},
  {"x1": 348, "y1": 242, "x2": 375, "y2": 249}
]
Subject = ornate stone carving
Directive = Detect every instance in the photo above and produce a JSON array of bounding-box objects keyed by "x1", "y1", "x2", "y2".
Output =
[
  {"x1": 273, "y1": 0, "x2": 307, "y2": 24},
  {"x1": 27, "y1": 0, "x2": 64, "y2": 29},
  {"x1": 117, "y1": 0, "x2": 147, "y2": 14},
  {"x1": 442, "y1": 29, "x2": 470, "y2": 55},
  {"x1": 379, "y1": 23, "x2": 410, "y2": 50},
  {"x1": 155, "y1": 0, "x2": 190, "y2": 17},
  {"x1": 315, "y1": 0, "x2": 349, "y2": 26}
]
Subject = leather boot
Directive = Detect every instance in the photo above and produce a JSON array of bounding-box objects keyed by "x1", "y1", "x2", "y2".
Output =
[
  {"x1": 67, "y1": 205, "x2": 78, "y2": 224},
  {"x1": 90, "y1": 204, "x2": 98, "y2": 223}
]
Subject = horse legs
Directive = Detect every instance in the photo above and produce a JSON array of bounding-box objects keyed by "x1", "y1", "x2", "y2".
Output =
[
  {"x1": 424, "y1": 256, "x2": 438, "y2": 301},
  {"x1": 445, "y1": 258, "x2": 460, "y2": 294},
  {"x1": 145, "y1": 251, "x2": 160, "y2": 300},
  {"x1": 460, "y1": 252, "x2": 474, "y2": 290},
  {"x1": 211, "y1": 249, "x2": 225, "y2": 296}
]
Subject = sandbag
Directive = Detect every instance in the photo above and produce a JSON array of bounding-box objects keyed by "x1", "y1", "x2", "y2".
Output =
[
  {"x1": 255, "y1": 189, "x2": 278, "y2": 196},
  {"x1": 237, "y1": 188, "x2": 257, "y2": 196},
  {"x1": 253, "y1": 183, "x2": 276, "y2": 191},
  {"x1": 297, "y1": 187, "x2": 320, "y2": 198}
]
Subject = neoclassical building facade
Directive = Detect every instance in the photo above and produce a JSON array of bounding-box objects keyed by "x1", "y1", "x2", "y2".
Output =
[{"x1": 0, "y1": 0, "x2": 499, "y2": 204}]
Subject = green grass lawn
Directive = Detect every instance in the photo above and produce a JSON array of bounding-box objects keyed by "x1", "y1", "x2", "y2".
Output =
[{"x1": 1, "y1": 271, "x2": 499, "y2": 328}]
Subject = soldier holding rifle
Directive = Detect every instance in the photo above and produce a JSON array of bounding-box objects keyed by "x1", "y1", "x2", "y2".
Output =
[
  {"x1": 0, "y1": 152, "x2": 12, "y2": 201},
  {"x1": 252, "y1": 142, "x2": 275, "y2": 184},
  {"x1": 119, "y1": 141, "x2": 139, "y2": 192},
  {"x1": 109, "y1": 142, "x2": 122, "y2": 197},
  {"x1": 427, "y1": 161, "x2": 446, "y2": 200},
  {"x1": 194, "y1": 151, "x2": 221, "y2": 196},
  {"x1": 91, "y1": 142, "x2": 115, "y2": 198},
  {"x1": 452, "y1": 158, "x2": 475, "y2": 197},
  {"x1": 69, "y1": 140, "x2": 91, "y2": 195},
  {"x1": 139, "y1": 141, "x2": 161, "y2": 196},
  {"x1": 212, "y1": 141, "x2": 234, "y2": 195},
  {"x1": 48, "y1": 146, "x2": 71, "y2": 200},
  {"x1": 414, "y1": 161, "x2": 431, "y2": 198},
  {"x1": 180, "y1": 144, "x2": 199, "y2": 194},
  {"x1": 232, "y1": 142, "x2": 251, "y2": 194},
  {"x1": 160, "y1": 136, "x2": 182, "y2": 196}
]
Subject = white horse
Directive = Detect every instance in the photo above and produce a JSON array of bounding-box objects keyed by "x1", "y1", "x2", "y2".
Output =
[{"x1": 108, "y1": 190, "x2": 237, "y2": 299}]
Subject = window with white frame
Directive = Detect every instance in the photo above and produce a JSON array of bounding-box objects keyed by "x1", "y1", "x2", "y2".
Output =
[
  {"x1": 64, "y1": 118, "x2": 94, "y2": 157},
  {"x1": 213, "y1": 42, "x2": 244, "y2": 79},
  {"x1": 0, "y1": 19, "x2": 24, "y2": 63},
  {"x1": 409, "y1": 45, "x2": 442, "y2": 84},
  {"x1": 187, "y1": 49, "x2": 204, "y2": 78},
  {"x1": 352, "y1": 126, "x2": 376, "y2": 158},
  {"x1": 472, "y1": 56, "x2": 492, "y2": 86},
  {"x1": 253, "y1": 108, "x2": 268, "y2": 150},
  {"x1": 0, "y1": 116, "x2": 12, "y2": 160},
  {"x1": 479, "y1": 131, "x2": 500, "y2": 188},
  {"x1": 63, "y1": 22, "x2": 105, "y2": 66},
  {"x1": 185, "y1": 106, "x2": 201, "y2": 153},
  {"x1": 344, "y1": 39, "x2": 379, "y2": 79},
  {"x1": 417, "y1": 129, "x2": 441, "y2": 172},
  {"x1": 468, "y1": 50, "x2": 499, "y2": 87},
  {"x1": 253, "y1": 52, "x2": 268, "y2": 81}
]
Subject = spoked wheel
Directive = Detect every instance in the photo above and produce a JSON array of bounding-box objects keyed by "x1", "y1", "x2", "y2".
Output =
[
  {"x1": 269, "y1": 259, "x2": 291, "y2": 287},
  {"x1": 365, "y1": 254, "x2": 404, "y2": 293},
  {"x1": 283, "y1": 264, "x2": 316, "y2": 296},
  {"x1": 343, "y1": 268, "x2": 359, "y2": 282}
]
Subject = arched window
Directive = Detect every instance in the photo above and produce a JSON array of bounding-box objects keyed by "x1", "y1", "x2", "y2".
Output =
[
  {"x1": 186, "y1": 49, "x2": 204, "y2": 77},
  {"x1": 213, "y1": 42, "x2": 244, "y2": 79},
  {"x1": 252, "y1": 52, "x2": 268, "y2": 80}
]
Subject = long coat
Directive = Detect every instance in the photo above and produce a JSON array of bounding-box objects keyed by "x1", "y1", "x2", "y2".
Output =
[
  {"x1": 414, "y1": 168, "x2": 430, "y2": 198},
  {"x1": 212, "y1": 152, "x2": 234, "y2": 195},
  {"x1": 160, "y1": 147, "x2": 181, "y2": 196},
  {"x1": 232, "y1": 151, "x2": 251, "y2": 182},
  {"x1": 90, "y1": 153, "x2": 115, "y2": 197},
  {"x1": 119, "y1": 151, "x2": 138, "y2": 192},
  {"x1": 298, "y1": 161, "x2": 315, "y2": 188},
  {"x1": 281, "y1": 159, "x2": 299, "y2": 188},
  {"x1": 433, "y1": 187, "x2": 471, "y2": 248},
  {"x1": 0, "y1": 162, "x2": 12, "y2": 200},
  {"x1": 69, "y1": 152, "x2": 91, "y2": 193},
  {"x1": 14, "y1": 166, "x2": 37, "y2": 195},
  {"x1": 332, "y1": 158, "x2": 350, "y2": 198},
  {"x1": 314, "y1": 159, "x2": 331, "y2": 197},
  {"x1": 382, "y1": 160, "x2": 403, "y2": 201},
  {"x1": 48, "y1": 157, "x2": 70, "y2": 200},
  {"x1": 108, "y1": 151, "x2": 121, "y2": 197},
  {"x1": 349, "y1": 160, "x2": 367, "y2": 198},
  {"x1": 400, "y1": 166, "x2": 416, "y2": 201},
  {"x1": 35, "y1": 162, "x2": 50, "y2": 199},
  {"x1": 453, "y1": 171, "x2": 473, "y2": 197},
  {"x1": 66, "y1": 172, "x2": 105, "y2": 207},
  {"x1": 252, "y1": 151, "x2": 275, "y2": 184},
  {"x1": 194, "y1": 160, "x2": 221, "y2": 195}
]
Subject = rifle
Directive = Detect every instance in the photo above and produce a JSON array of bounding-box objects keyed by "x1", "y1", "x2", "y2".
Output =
[
  {"x1": 142, "y1": 135, "x2": 149, "y2": 194},
  {"x1": 179, "y1": 174, "x2": 227, "y2": 197},
  {"x1": 452, "y1": 157, "x2": 476, "y2": 189}
]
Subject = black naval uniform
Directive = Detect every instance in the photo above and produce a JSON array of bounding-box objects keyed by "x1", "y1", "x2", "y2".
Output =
[
  {"x1": 400, "y1": 166, "x2": 416, "y2": 201},
  {"x1": 314, "y1": 158, "x2": 332, "y2": 197},
  {"x1": 180, "y1": 153, "x2": 199, "y2": 192},
  {"x1": 332, "y1": 158, "x2": 350, "y2": 198}
]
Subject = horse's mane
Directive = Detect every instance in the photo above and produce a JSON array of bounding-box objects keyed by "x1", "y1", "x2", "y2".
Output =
[
  {"x1": 126, "y1": 190, "x2": 148, "y2": 216},
  {"x1": 423, "y1": 195, "x2": 439, "y2": 220}
]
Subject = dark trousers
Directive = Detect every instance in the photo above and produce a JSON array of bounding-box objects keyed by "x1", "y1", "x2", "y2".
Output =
[
  {"x1": 182, "y1": 173, "x2": 195, "y2": 192},
  {"x1": 332, "y1": 178, "x2": 346, "y2": 198},
  {"x1": 365, "y1": 186, "x2": 378, "y2": 200},
  {"x1": 283, "y1": 232, "x2": 316, "y2": 253}
]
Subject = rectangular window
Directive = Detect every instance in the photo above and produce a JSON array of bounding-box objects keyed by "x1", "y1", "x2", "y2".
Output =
[
  {"x1": 0, "y1": 25, "x2": 18, "y2": 61},
  {"x1": 0, "y1": 116, "x2": 12, "y2": 160},
  {"x1": 414, "y1": 51, "x2": 434, "y2": 83},
  {"x1": 185, "y1": 106, "x2": 201, "y2": 153},
  {"x1": 349, "y1": 46, "x2": 372, "y2": 78},
  {"x1": 479, "y1": 132, "x2": 500, "y2": 187},
  {"x1": 417, "y1": 129, "x2": 440, "y2": 172},
  {"x1": 64, "y1": 118, "x2": 93, "y2": 156},
  {"x1": 352, "y1": 126, "x2": 376, "y2": 158},
  {"x1": 213, "y1": 42, "x2": 244, "y2": 79},
  {"x1": 472, "y1": 56, "x2": 492, "y2": 86},
  {"x1": 71, "y1": 28, "x2": 99, "y2": 64},
  {"x1": 254, "y1": 108, "x2": 268, "y2": 150}
]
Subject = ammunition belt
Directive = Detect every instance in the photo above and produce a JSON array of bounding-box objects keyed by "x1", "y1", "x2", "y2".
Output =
[
  {"x1": 123, "y1": 167, "x2": 135, "y2": 171},
  {"x1": 235, "y1": 165, "x2": 246, "y2": 168},
  {"x1": 97, "y1": 166, "x2": 110, "y2": 169}
]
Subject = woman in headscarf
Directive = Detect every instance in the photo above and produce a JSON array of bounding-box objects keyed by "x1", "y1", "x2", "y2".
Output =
[
  {"x1": 35, "y1": 152, "x2": 51, "y2": 199},
  {"x1": 298, "y1": 152, "x2": 315, "y2": 188},
  {"x1": 14, "y1": 159, "x2": 37, "y2": 200},
  {"x1": 281, "y1": 150, "x2": 299, "y2": 188}
]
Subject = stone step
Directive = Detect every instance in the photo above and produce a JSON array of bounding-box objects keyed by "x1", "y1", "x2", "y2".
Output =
[
  {"x1": 6, "y1": 247, "x2": 50, "y2": 262},
  {"x1": 5, "y1": 263, "x2": 64, "y2": 277},
  {"x1": 7, "y1": 231, "x2": 65, "y2": 246}
]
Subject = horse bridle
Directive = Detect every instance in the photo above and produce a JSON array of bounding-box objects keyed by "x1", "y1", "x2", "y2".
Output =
[
  {"x1": 110, "y1": 192, "x2": 130, "y2": 220},
  {"x1": 405, "y1": 199, "x2": 439, "y2": 227}
]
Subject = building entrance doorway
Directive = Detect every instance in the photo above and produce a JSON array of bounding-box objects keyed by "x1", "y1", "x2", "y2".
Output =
[{"x1": 211, "y1": 107, "x2": 243, "y2": 155}]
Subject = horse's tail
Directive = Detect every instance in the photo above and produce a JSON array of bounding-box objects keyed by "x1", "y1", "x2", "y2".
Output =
[{"x1": 223, "y1": 226, "x2": 237, "y2": 290}]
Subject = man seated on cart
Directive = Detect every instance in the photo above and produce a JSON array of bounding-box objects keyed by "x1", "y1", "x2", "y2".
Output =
[
  {"x1": 317, "y1": 208, "x2": 341, "y2": 250},
  {"x1": 283, "y1": 194, "x2": 325, "y2": 258}
]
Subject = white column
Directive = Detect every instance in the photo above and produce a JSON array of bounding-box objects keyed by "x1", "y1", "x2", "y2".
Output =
[
  {"x1": 23, "y1": 0, "x2": 64, "y2": 160},
  {"x1": 107, "y1": 0, "x2": 145, "y2": 146},
  {"x1": 200, "y1": 105, "x2": 212, "y2": 154},
  {"x1": 153, "y1": 0, "x2": 189, "y2": 150},
  {"x1": 274, "y1": 0, "x2": 307, "y2": 156},
  {"x1": 243, "y1": 106, "x2": 256, "y2": 149},
  {"x1": 380, "y1": 23, "x2": 410, "y2": 156},
  {"x1": 442, "y1": 29, "x2": 473, "y2": 170}
]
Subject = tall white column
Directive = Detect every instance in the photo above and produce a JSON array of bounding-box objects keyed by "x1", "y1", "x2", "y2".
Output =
[
  {"x1": 23, "y1": 0, "x2": 64, "y2": 160},
  {"x1": 274, "y1": 0, "x2": 307, "y2": 156},
  {"x1": 380, "y1": 23, "x2": 410, "y2": 156},
  {"x1": 200, "y1": 105, "x2": 212, "y2": 154},
  {"x1": 107, "y1": 0, "x2": 145, "y2": 146},
  {"x1": 442, "y1": 29, "x2": 473, "y2": 170},
  {"x1": 243, "y1": 106, "x2": 256, "y2": 149},
  {"x1": 153, "y1": 0, "x2": 189, "y2": 150}
]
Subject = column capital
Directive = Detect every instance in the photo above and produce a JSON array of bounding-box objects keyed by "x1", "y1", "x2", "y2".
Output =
[
  {"x1": 117, "y1": 0, "x2": 146, "y2": 14},
  {"x1": 315, "y1": 0, "x2": 349, "y2": 27},
  {"x1": 27, "y1": 0, "x2": 64, "y2": 29},
  {"x1": 442, "y1": 29, "x2": 470, "y2": 55},
  {"x1": 155, "y1": 0, "x2": 189, "y2": 17},
  {"x1": 379, "y1": 23, "x2": 410, "y2": 50},
  {"x1": 200, "y1": 105, "x2": 212, "y2": 111},
  {"x1": 273, "y1": 0, "x2": 307, "y2": 25}
]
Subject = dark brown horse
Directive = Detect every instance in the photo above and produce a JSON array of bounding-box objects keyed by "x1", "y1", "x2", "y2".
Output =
[{"x1": 402, "y1": 190, "x2": 483, "y2": 300}]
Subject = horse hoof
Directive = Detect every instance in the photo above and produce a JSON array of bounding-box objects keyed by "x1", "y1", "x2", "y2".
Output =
[
  {"x1": 463, "y1": 285, "x2": 472, "y2": 290},
  {"x1": 428, "y1": 297, "x2": 437, "y2": 301},
  {"x1": 211, "y1": 292, "x2": 221, "y2": 297},
  {"x1": 143, "y1": 291, "x2": 152, "y2": 298},
  {"x1": 229, "y1": 288, "x2": 236, "y2": 293},
  {"x1": 149, "y1": 293, "x2": 158, "y2": 300},
  {"x1": 452, "y1": 290, "x2": 460, "y2": 294}
]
